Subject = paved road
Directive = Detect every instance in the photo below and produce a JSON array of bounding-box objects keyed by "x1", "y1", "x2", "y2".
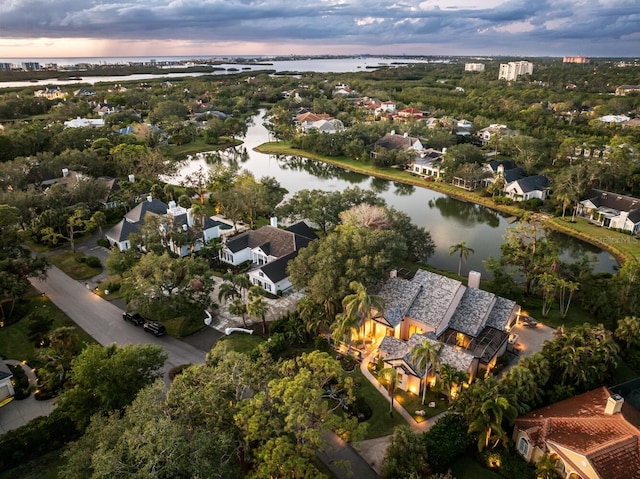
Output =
[{"x1": 29, "y1": 266, "x2": 206, "y2": 378}]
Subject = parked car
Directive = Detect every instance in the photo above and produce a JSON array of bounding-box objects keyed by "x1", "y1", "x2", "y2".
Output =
[
  {"x1": 143, "y1": 321, "x2": 167, "y2": 337},
  {"x1": 123, "y1": 311, "x2": 145, "y2": 326}
]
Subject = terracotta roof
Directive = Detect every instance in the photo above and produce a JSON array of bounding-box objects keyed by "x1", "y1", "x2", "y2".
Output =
[
  {"x1": 296, "y1": 112, "x2": 332, "y2": 123},
  {"x1": 516, "y1": 387, "x2": 640, "y2": 479}
]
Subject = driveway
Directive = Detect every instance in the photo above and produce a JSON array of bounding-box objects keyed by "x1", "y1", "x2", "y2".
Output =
[{"x1": 29, "y1": 266, "x2": 206, "y2": 379}]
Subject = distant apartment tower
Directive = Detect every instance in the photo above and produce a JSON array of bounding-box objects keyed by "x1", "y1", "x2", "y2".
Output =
[
  {"x1": 0, "y1": 63, "x2": 12, "y2": 72},
  {"x1": 563, "y1": 56, "x2": 590, "y2": 64},
  {"x1": 498, "y1": 61, "x2": 534, "y2": 81},
  {"x1": 465, "y1": 63, "x2": 485, "y2": 72},
  {"x1": 21, "y1": 62, "x2": 41, "y2": 71}
]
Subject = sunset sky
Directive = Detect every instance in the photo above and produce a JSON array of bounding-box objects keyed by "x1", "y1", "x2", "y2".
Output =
[{"x1": 0, "y1": 0, "x2": 638, "y2": 59}]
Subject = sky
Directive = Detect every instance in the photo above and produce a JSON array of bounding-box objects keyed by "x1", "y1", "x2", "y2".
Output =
[{"x1": 0, "y1": 0, "x2": 639, "y2": 59}]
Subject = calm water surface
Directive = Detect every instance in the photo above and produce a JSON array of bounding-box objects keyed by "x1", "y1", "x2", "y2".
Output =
[{"x1": 168, "y1": 111, "x2": 618, "y2": 277}]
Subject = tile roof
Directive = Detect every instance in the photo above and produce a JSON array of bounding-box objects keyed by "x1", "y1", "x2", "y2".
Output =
[
  {"x1": 486, "y1": 297, "x2": 517, "y2": 330},
  {"x1": 516, "y1": 387, "x2": 640, "y2": 479},
  {"x1": 376, "y1": 278, "x2": 422, "y2": 328},
  {"x1": 448, "y1": 287, "x2": 496, "y2": 337}
]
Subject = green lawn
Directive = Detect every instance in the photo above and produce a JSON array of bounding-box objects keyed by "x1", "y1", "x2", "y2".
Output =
[
  {"x1": 450, "y1": 455, "x2": 504, "y2": 479},
  {"x1": 518, "y1": 295, "x2": 598, "y2": 330},
  {"x1": 0, "y1": 294, "x2": 96, "y2": 365},
  {"x1": 48, "y1": 251, "x2": 102, "y2": 280},
  {"x1": 213, "y1": 333, "x2": 265, "y2": 354},
  {"x1": 345, "y1": 369, "x2": 406, "y2": 439},
  {"x1": 395, "y1": 388, "x2": 449, "y2": 422}
]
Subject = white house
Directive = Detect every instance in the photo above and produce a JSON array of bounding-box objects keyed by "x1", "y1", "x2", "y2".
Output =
[
  {"x1": 407, "y1": 148, "x2": 445, "y2": 179},
  {"x1": 476, "y1": 124, "x2": 515, "y2": 145},
  {"x1": 464, "y1": 63, "x2": 485, "y2": 72},
  {"x1": 374, "y1": 132, "x2": 424, "y2": 155},
  {"x1": 504, "y1": 175, "x2": 550, "y2": 201},
  {"x1": 105, "y1": 197, "x2": 224, "y2": 256},
  {"x1": 219, "y1": 220, "x2": 317, "y2": 294},
  {"x1": 577, "y1": 189, "x2": 640, "y2": 234},
  {"x1": 63, "y1": 117, "x2": 105, "y2": 128},
  {"x1": 299, "y1": 118, "x2": 344, "y2": 134}
]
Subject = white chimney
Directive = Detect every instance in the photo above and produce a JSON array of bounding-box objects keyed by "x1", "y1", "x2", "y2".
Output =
[
  {"x1": 168, "y1": 200, "x2": 177, "y2": 209},
  {"x1": 62, "y1": 168, "x2": 69, "y2": 177},
  {"x1": 605, "y1": 394, "x2": 624, "y2": 415},
  {"x1": 468, "y1": 271, "x2": 481, "y2": 289},
  {"x1": 442, "y1": 147, "x2": 447, "y2": 154},
  {"x1": 404, "y1": 132, "x2": 408, "y2": 137},
  {"x1": 390, "y1": 130, "x2": 395, "y2": 135},
  {"x1": 182, "y1": 224, "x2": 188, "y2": 232},
  {"x1": 389, "y1": 269, "x2": 397, "y2": 278},
  {"x1": 128, "y1": 174, "x2": 135, "y2": 183},
  {"x1": 147, "y1": 195, "x2": 153, "y2": 202},
  {"x1": 270, "y1": 217, "x2": 278, "y2": 228}
]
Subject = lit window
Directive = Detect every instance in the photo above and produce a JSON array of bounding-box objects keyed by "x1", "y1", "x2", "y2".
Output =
[{"x1": 518, "y1": 437, "x2": 529, "y2": 457}]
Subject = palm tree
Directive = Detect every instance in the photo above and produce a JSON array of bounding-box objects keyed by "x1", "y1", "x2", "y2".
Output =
[
  {"x1": 297, "y1": 297, "x2": 324, "y2": 335},
  {"x1": 228, "y1": 297, "x2": 248, "y2": 328},
  {"x1": 341, "y1": 281, "x2": 384, "y2": 350},
  {"x1": 379, "y1": 367, "x2": 398, "y2": 415},
  {"x1": 449, "y1": 241, "x2": 475, "y2": 277},
  {"x1": 535, "y1": 454, "x2": 563, "y2": 479},
  {"x1": 615, "y1": 316, "x2": 640, "y2": 348},
  {"x1": 439, "y1": 363, "x2": 468, "y2": 402},
  {"x1": 247, "y1": 295, "x2": 269, "y2": 335},
  {"x1": 217, "y1": 281, "x2": 240, "y2": 304},
  {"x1": 331, "y1": 312, "x2": 360, "y2": 356},
  {"x1": 409, "y1": 339, "x2": 443, "y2": 404},
  {"x1": 468, "y1": 394, "x2": 517, "y2": 451}
]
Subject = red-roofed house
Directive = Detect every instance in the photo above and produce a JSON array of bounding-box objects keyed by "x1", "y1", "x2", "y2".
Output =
[{"x1": 513, "y1": 387, "x2": 640, "y2": 479}]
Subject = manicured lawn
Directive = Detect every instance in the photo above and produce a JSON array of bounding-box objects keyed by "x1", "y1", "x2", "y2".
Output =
[
  {"x1": 0, "y1": 294, "x2": 96, "y2": 365},
  {"x1": 345, "y1": 368, "x2": 406, "y2": 439},
  {"x1": 518, "y1": 294, "x2": 598, "y2": 330},
  {"x1": 450, "y1": 455, "x2": 504, "y2": 479},
  {"x1": 213, "y1": 332, "x2": 265, "y2": 354},
  {"x1": 49, "y1": 251, "x2": 102, "y2": 280},
  {"x1": 395, "y1": 388, "x2": 449, "y2": 422}
]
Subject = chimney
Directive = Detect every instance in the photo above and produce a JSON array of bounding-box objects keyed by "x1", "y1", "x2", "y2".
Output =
[
  {"x1": 468, "y1": 271, "x2": 481, "y2": 289},
  {"x1": 62, "y1": 168, "x2": 69, "y2": 177},
  {"x1": 147, "y1": 195, "x2": 153, "y2": 202},
  {"x1": 389, "y1": 269, "x2": 397, "y2": 279},
  {"x1": 128, "y1": 174, "x2": 135, "y2": 183},
  {"x1": 391, "y1": 130, "x2": 395, "y2": 135},
  {"x1": 605, "y1": 394, "x2": 624, "y2": 415},
  {"x1": 270, "y1": 217, "x2": 278, "y2": 228},
  {"x1": 404, "y1": 132, "x2": 408, "y2": 137}
]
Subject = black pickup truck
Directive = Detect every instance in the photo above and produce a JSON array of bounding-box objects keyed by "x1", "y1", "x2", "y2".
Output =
[{"x1": 123, "y1": 311, "x2": 145, "y2": 326}]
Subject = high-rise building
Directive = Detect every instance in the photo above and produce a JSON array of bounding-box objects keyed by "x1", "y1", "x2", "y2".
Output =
[
  {"x1": 563, "y1": 56, "x2": 590, "y2": 64},
  {"x1": 21, "y1": 62, "x2": 41, "y2": 71},
  {"x1": 498, "y1": 61, "x2": 534, "y2": 81},
  {"x1": 464, "y1": 63, "x2": 485, "y2": 72}
]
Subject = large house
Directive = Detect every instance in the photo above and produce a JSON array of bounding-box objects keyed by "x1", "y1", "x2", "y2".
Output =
[
  {"x1": 373, "y1": 132, "x2": 424, "y2": 157},
  {"x1": 369, "y1": 269, "x2": 520, "y2": 393},
  {"x1": 218, "y1": 220, "x2": 317, "y2": 294},
  {"x1": 106, "y1": 197, "x2": 224, "y2": 256},
  {"x1": 577, "y1": 189, "x2": 640, "y2": 234},
  {"x1": 504, "y1": 175, "x2": 550, "y2": 202},
  {"x1": 407, "y1": 148, "x2": 445, "y2": 180},
  {"x1": 513, "y1": 387, "x2": 640, "y2": 479}
]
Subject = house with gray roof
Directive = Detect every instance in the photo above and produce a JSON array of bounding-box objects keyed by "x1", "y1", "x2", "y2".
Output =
[
  {"x1": 105, "y1": 197, "x2": 224, "y2": 256},
  {"x1": 577, "y1": 189, "x2": 640, "y2": 234},
  {"x1": 504, "y1": 174, "x2": 550, "y2": 202},
  {"x1": 0, "y1": 359, "x2": 15, "y2": 407},
  {"x1": 366, "y1": 268, "x2": 519, "y2": 390},
  {"x1": 219, "y1": 220, "x2": 317, "y2": 294}
]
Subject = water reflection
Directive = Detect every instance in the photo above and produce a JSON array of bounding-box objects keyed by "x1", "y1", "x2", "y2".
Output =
[
  {"x1": 370, "y1": 177, "x2": 390, "y2": 193},
  {"x1": 275, "y1": 155, "x2": 368, "y2": 184},
  {"x1": 393, "y1": 182, "x2": 415, "y2": 196},
  {"x1": 428, "y1": 197, "x2": 502, "y2": 228}
]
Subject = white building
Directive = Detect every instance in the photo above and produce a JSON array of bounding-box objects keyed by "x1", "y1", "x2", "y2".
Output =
[
  {"x1": 498, "y1": 61, "x2": 534, "y2": 81},
  {"x1": 464, "y1": 63, "x2": 485, "y2": 72}
]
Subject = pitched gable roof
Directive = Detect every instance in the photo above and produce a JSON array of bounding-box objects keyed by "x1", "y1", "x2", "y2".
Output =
[
  {"x1": 516, "y1": 387, "x2": 640, "y2": 479},
  {"x1": 583, "y1": 189, "x2": 640, "y2": 223},
  {"x1": 225, "y1": 222, "x2": 316, "y2": 258},
  {"x1": 260, "y1": 251, "x2": 298, "y2": 283},
  {"x1": 375, "y1": 133, "x2": 420, "y2": 151},
  {"x1": 124, "y1": 198, "x2": 169, "y2": 224},
  {"x1": 512, "y1": 175, "x2": 550, "y2": 193},
  {"x1": 106, "y1": 219, "x2": 140, "y2": 242}
]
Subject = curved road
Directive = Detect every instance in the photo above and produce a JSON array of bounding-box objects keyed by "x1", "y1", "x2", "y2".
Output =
[{"x1": 29, "y1": 266, "x2": 206, "y2": 377}]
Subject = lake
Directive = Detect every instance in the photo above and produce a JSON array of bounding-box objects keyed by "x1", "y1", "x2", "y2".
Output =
[{"x1": 167, "y1": 110, "x2": 618, "y2": 277}]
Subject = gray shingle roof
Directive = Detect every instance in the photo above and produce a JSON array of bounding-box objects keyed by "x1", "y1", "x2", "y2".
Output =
[
  {"x1": 583, "y1": 189, "x2": 640, "y2": 223},
  {"x1": 377, "y1": 279, "x2": 422, "y2": 328},
  {"x1": 514, "y1": 174, "x2": 550, "y2": 193},
  {"x1": 124, "y1": 198, "x2": 168, "y2": 224},
  {"x1": 486, "y1": 296, "x2": 517, "y2": 330},
  {"x1": 106, "y1": 219, "x2": 140, "y2": 242},
  {"x1": 406, "y1": 270, "x2": 464, "y2": 331},
  {"x1": 448, "y1": 287, "x2": 496, "y2": 337}
]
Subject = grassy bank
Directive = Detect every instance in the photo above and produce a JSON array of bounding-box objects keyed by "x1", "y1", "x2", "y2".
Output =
[{"x1": 256, "y1": 142, "x2": 636, "y2": 266}]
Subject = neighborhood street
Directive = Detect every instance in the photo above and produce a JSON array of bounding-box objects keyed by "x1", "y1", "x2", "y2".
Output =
[{"x1": 29, "y1": 265, "x2": 206, "y2": 377}]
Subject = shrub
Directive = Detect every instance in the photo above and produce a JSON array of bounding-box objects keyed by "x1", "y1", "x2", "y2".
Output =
[
  {"x1": 520, "y1": 198, "x2": 543, "y2": 211},
  {"x1": 85, "y1": 256, "x2": 102, "y2": 268},
  {"x1": 8, "y1": 364, "x2": 31, "y2": 399},
  {"x1": 97, "y1": 238, "x2": 110, "y2": 247},
  {"x1": 493, "y1": 196, "x2": 513, "y2": 205},
  {"x1": 424, "y1": 413, "x2": 472, "y2": 473},
  {"x1": 347, "y1": 397, "x2": 372, "y2": 422}
]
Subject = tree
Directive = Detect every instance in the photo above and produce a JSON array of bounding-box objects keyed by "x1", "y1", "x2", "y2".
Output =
[
  {"x1": 331, "y1": 312, "x2": 360, "y2": 356},
  {"x1": 381, "y1": 425, "x2": 430, "y2": 479},
  {"x1": 424, "y1": 413, "x2": 473, "y2": 473},
  {"x1": 439, "y1": 363, "x2": 468, "y2": 402},
  {"x1": 58, "y1": 343, "x2": 167, "y2": 429},
  {"x1": 535, "y1": 454, "x2": 563, "y2": 479},
  {"x1": 218, "y1": 281, "x2": 240, "y2": 304},
  {"x1": 27, "y1": 310, "x2": 54, "y2": 347},
  {"x1": 228, "y1": 297, "x2": 248, "y2": 328},
  {"x1": 379, "y1": 367, "x2": 399, "y2": 415},
  {"x1": 615, "y1": 316, "x2": 640, "y2": 348},
  {"x1": 90, "y1": 211, "x2": 107, "y2": 238},
  {"x1": 37, "y1": 326, "x2": 80, "y2": 394},
  {"x1": 448, "y1": 241, "x2": 475, "y2": 277},
  {"x1": 341, "y1": 280, "x2": 384, "y2": 349},
  {"x1": 247, "y1": 289, "x2": 269, "y2": 335},
  {"x1": 468, "y1": 393, "x2": 517, "y2": 451},
  {"x1": 410, "y1": 339, "x2": 443, "y2": 404}
]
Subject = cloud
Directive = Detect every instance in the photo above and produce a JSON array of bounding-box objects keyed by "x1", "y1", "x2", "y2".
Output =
[{"x1": 0, "y1": 0, "x2": 638, "y2": 56}]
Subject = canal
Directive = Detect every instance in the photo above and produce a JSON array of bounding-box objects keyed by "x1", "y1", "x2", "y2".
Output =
[{"x1": 168, "y1": 110, "x2": 618, "y2": 277}]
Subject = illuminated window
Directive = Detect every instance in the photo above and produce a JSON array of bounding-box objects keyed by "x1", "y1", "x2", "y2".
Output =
[{"x1": 518, "y1": 437, "x2": 529, "y2": 457}]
